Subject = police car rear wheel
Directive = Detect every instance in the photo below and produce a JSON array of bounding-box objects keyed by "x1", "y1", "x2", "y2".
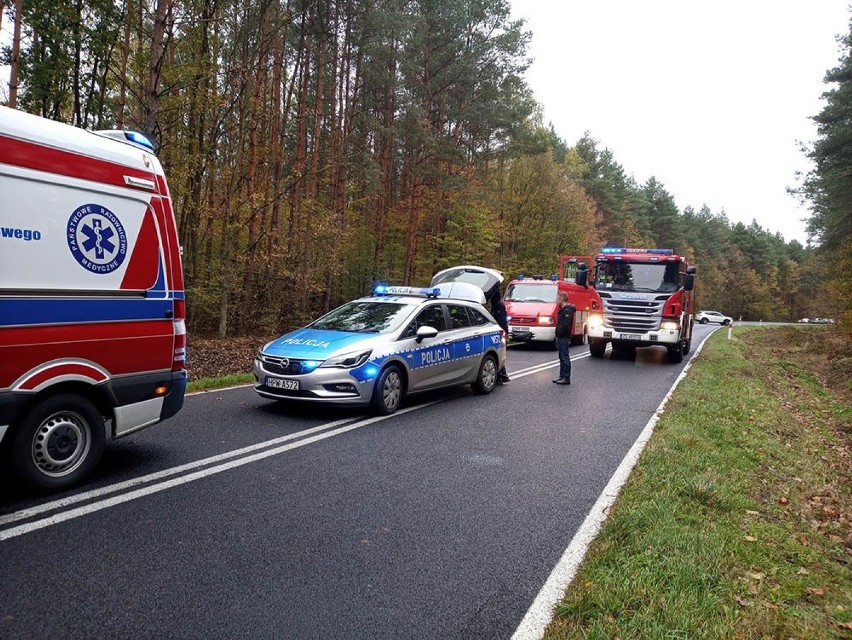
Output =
[
  {"x1": 8, "y1": 394, "x2": 105, "y2": 492},
  {"x1": 371, "y1": 366, "x2": 403, "y2": 415},
  {"x1": 473, "y1": 355, "x2": 498, "y2": 394}
]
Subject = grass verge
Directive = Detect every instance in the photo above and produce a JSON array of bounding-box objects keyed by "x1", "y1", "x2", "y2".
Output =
[
  {"x1": 186, "y1": 372, "x2": 254, "y2": 394},
  {"x1": 544, "y1": 326, "x2": 851, "y2": 639}
]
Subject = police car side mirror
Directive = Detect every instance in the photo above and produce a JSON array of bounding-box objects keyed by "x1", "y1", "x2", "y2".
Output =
[{"x1": 415, "y1": 326, "x2": 439, "y2": 343}]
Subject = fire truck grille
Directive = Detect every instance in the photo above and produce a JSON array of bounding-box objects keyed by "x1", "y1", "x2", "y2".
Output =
[
  {"x1": 601, "y1": 296, "x2": 665, "y2": 332},
  {"x1": 510, "y1": 317, "x2": 536, "y2": 325},
  {"x1": 260, "y1": 356, "x2": 309, "y2": 375}
]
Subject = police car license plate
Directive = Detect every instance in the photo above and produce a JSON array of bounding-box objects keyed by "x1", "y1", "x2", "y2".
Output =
[
  {"x1": 266, "y1": 377, "x2": 299, "y2": 391},
  {"x1": 620, "y1": 333, "x2": 641, "y2": 340}
]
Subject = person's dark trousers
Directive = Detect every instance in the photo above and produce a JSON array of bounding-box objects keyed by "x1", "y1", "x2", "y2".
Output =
[{"x1": 557, "y1": 337, "x2": 571, "y2": 381}]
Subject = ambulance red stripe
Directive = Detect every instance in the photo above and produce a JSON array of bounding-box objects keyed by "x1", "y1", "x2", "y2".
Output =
[
  {"x1": 0, "y1": 321, "x2": 173, "y2": 388},
  {"x1": 0, "y1": 135, "x2": 155, "y2": 189}
]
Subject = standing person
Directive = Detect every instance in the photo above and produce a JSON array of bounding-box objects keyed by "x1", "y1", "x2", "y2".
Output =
[
  {"x1": 554, "y1": 291, "x2": 575, "y2": 385},
  {"x1": 489, "y1": 288, "x2": 511, "y2": 384}
]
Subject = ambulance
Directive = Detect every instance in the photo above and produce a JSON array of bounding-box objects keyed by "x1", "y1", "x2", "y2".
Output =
[{"x1": 0, "y1": 106, "x2": 187, "y2": 491}]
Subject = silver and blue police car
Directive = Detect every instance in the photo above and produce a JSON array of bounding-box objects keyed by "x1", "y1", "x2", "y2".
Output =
[{"x1": 254, "y1": 280, "x2": 507, "y2": 415}]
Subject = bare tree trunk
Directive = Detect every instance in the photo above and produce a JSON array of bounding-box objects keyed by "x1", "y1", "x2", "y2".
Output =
[
  {"x1": 72, "y1": 0, "x2": 83, "y2": 125},
  {"x1": 8, "y1": 0, "x2": 23, "y2": 109},
  {"x1": 145, "y1": 0, "x2": 170, "y2": 145},
  {"x1": 117, "y1": 0, "x2": 132, "y2": 128}
]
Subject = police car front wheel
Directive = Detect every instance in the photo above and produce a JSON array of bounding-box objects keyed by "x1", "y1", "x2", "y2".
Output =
[{"x1": 371, "y1": 365, "x2": 404, "y2": 415}]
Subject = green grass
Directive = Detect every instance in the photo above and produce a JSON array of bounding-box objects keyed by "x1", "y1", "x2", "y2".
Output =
[
  {"x1": 544, "y1": 327, "x2": 852, "y2": 639},
  {"x1": 186, "y1": 372, "x2": 254, "y2": 393}
]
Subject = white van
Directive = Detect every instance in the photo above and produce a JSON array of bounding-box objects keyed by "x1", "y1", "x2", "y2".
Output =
[{"x1": 0, "y1": 106, "x2": 187, "y2": 491}]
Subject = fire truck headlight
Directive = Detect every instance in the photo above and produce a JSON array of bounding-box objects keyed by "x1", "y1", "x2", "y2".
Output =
[
  {"x1": 538, "y1": 316, "x2": 555, "y2": 325},
  {"x1": 588, "y1": 313, "x2": 604, "y2": 329},
  {"x1": 660, "y1": 321, "x2": 679, "y2": 331}
]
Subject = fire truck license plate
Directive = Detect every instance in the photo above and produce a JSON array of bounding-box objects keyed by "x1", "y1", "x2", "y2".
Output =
[
  {"x1": 620, "y1": 334, "x2": 641, "y2": 340},
  {"x1": 266, "y1": 377, "x2": 299, "y2": 390}
]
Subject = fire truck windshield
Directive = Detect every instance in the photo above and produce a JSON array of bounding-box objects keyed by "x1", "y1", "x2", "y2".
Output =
[
  {"x1": 504, "y1": 282, "x2": 558, "y2": 303},
  {"x1": 594, "y1": 261, "x2": 679, "y2": 293}
]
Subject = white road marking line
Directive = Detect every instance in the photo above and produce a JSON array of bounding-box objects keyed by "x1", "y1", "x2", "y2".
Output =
[
  {"x1": 511, "y1": 350, "x2": 596, "y2": 379},
  {"x1": 0, "y1": 416, "x2": 359, "y2": 527},
  {"x1": 0, "y1": 401, "x2": 443, "y2": 542},
  {"x1": 1, "y1": 352, "x2": 590, "y2": 528},
  {"x1": 0, "y1": 349, "x2": 596, "y2": 538},
  {"x1": 510, "y1": 333, "x2": 713, "y2": 640}
]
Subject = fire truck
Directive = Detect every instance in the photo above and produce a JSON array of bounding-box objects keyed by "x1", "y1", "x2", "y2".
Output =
[
  {"x1": 575, "y1": 248, "x2": 696, "y2": 363},
  {"x1": 504, "y1": 257, "x2": 594, "y2": 347}
]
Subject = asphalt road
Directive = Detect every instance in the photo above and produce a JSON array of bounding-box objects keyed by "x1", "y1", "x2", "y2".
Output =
[{"x1": 0, "y1": 325, "x2": 717, "y2": 639}]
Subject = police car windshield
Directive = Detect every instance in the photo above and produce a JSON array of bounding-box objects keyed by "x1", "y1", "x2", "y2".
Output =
[
  {"x1": 594, "y1": 262, "x2": 679, "y2": 293},
  {"x1": 504, "y1": 282, "x2": 557, "y2": 303},
  {"x1": 310, "y1": 301, "x2": 416, "y2": 334}
]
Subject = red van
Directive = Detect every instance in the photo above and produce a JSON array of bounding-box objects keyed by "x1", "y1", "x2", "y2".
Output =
[{"x1": 504, "y1": 258, "x2": 593, "y2": 347}]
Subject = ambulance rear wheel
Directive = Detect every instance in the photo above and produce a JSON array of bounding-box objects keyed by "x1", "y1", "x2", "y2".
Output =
[
  {"x1": 371, "y1": 365, "x2": 403, "y2": 415},
  {"x1": 8, "y1": 394, "x2": 105, "y2": 492},
  {"x1": 472, "y1": 354, "x2": 498, "y2": 395}
]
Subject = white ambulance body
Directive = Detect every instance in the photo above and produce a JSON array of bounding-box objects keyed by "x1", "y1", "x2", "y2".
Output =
[{"x1": 0, "y1": 106, "x2": 187, "y2": 491}]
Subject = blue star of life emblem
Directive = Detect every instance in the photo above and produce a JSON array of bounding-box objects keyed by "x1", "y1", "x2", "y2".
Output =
[{"x1": 67, "y1": 204, "x2": 128, "y2": 274}]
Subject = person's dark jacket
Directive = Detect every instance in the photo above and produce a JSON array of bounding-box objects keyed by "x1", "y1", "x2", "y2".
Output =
[
  {"x1": 490, "y1": 296, "x2": 509, "y2": 332},
  {"x1": 555, "y1": 303, "x2": 576, "y2": 339}
]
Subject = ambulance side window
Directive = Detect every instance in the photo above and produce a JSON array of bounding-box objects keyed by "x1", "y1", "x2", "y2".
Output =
[
  {"x1": 446, "y1": 304, "x2": 473, "y2": 330},
  {"x1": 402, "y1": 304, "x2": 447, "y2": 339}
]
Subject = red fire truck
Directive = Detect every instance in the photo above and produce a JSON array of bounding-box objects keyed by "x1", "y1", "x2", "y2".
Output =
[
  {"x1": 504, "y1": 257, "x2": 594, "y2": 347},
  {"x1": 575, "y1": 248, "x2": 696, "y2": 363}
]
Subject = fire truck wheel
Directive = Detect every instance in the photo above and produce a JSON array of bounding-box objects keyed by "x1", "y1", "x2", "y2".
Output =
[
  {"x1": 667, "y1": 343, "x2": 685, "y2": 364},
  {"x1": 7, "y1": 394, "x2": 106, "y2": 492},
  {"x1": 589, "y1": 338, "x2": 606, "y2": 358},
  {"x1": 371, "y1": 365, "x2": 404, "y2": 416},
  {"x1": 684, "y1": 338, "x2": 692, "y2": 355},
  {"x1": 472, "y1": 354, "x2": 498, "y2": 394}
]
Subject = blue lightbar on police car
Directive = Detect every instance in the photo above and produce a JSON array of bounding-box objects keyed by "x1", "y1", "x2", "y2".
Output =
[
  {"x1": 373, "y1": 285, "x2": 440, "y2": 298},
  {"x1": 125, "y1": 131, "x2": 155, "y2": 151}
]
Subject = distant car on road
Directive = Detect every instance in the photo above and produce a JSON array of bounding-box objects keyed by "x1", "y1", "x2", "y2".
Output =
[
  {"x1": 696, "y1": 310, "x2": 733, "y2": 325},
  {"x1": 810, "y1": 317, "x2": 835, "y2": 324},
  {"x1": 799, "y1": 317, "x2": 811, "y2": 323}
]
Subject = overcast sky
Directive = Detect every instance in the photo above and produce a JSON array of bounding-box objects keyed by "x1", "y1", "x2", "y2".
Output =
[{"x1": 509, "y1": 0, "x2": 850, "y2": 245}]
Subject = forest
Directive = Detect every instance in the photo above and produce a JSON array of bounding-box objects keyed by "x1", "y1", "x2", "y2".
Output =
[{"x1": 3, "y1": 0, "x2": 849, "y2": 336}]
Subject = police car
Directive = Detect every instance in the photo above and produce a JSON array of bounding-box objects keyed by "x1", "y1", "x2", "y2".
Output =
[{"x1": 254, "y1": 281, "x2": 507, "y2": 414}]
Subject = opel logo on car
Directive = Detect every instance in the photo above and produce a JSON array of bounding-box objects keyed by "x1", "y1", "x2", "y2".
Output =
[{"x1": 279, "y1": 358, "x2": 289, "y2": 368}]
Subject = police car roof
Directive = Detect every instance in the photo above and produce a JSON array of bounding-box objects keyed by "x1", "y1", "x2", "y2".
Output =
[{"x1": 366, "y1": 282, "x2": 486, "y2": 305}]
